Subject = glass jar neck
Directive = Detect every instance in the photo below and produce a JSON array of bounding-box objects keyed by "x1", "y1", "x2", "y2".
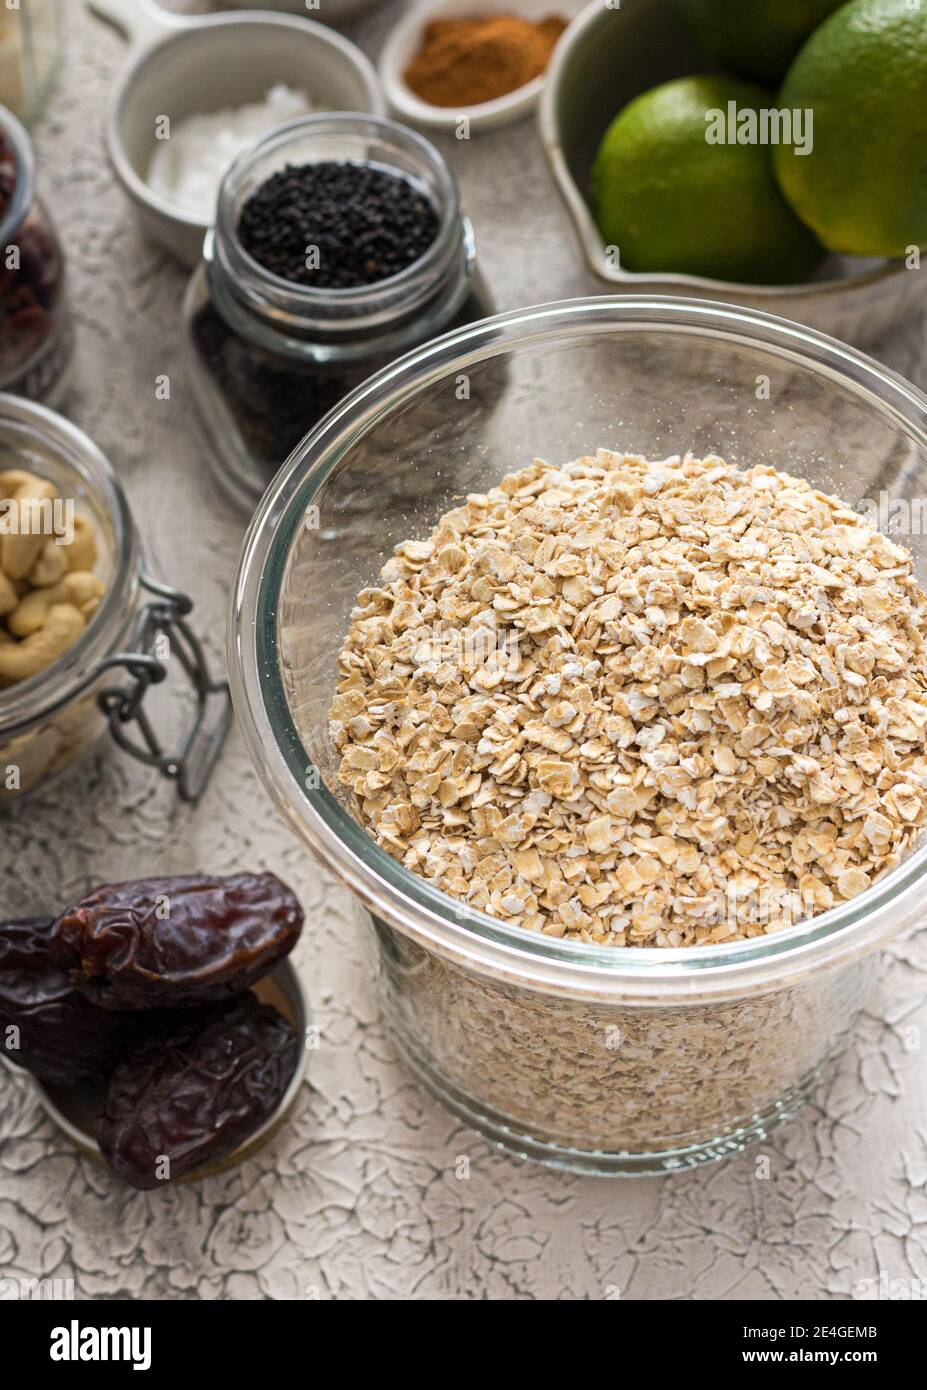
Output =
[{"x1": 204, "y1": 114, "x2": 475, "y2": 361}]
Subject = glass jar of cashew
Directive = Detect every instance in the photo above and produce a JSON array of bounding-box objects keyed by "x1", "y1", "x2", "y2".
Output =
[{"x1": 0, "y1": 394, "x2": 226, "y2": 803}]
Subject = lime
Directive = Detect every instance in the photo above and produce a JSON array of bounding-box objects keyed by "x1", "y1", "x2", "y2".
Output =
[
  {"x1": 590, "y1": 76, "x2": 825, "y2": 284},
  {"x1": 774, "y1": 0, "x2": 927, "y2": 257},
  {"x1": 671, "y1": 0, "x2": 846, "y2": 81}
]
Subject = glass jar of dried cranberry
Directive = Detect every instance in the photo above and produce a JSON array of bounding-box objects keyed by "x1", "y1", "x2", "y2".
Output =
[
  {"x1": 182, "y1": 114, "x2": 495, "y2": 514},
  {"x1": 0, "y1": 103, "x2": 71, "y2": 404}
]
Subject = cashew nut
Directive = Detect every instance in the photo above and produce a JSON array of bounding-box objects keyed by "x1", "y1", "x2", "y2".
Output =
[
  {"x1": 0, "y1": 571, "x2": 16, "y2": 618},
  {"x1": 0, "y1": 469, "x2": 42, "y2": 497},
  {"x1": 8, "y1": 571, "x2": 106, "y2": 637},
  {"x1": 30, "y1": 539, "x2": 68, "y2": 588},
  {"x1": 61, "y1": 515, "x2": 98, "y2": 573},
  {"x1": 0, "y1": 604, "x2": 86, "y2": 683},
  {"x1": 0, "y1": 467, "x2": 107, "y2": 707},
  {"x1": 1, "y1": 477, "x2": 59, "y2": 580}
]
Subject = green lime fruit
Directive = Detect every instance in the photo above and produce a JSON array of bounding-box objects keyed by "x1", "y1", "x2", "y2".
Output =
[
  {"x1": 589, "y1": 76, "x2": 825, "y2": 284},
  {"x1": 667, "y1": 0, "x2": 850, "y2": 82},
  {"x1": 671, "y1": 0, "x2": 847, "y2": 82},
  {"x1": 774, "y1": 0, "x2": 927, "y2": 257}
]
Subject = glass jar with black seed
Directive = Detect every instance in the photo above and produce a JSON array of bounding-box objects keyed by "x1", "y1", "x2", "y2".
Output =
[{"x1": 182, "y1": 114, "x2": 495, "y2": 513}]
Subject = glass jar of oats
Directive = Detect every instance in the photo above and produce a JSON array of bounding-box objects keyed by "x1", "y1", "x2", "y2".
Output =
[
  {"x1": 0, "y1": 395, "x2": 230, "y2": 804},
  {"x1": 230, "y1": 297, "x2": 927, "y2": 1173}
]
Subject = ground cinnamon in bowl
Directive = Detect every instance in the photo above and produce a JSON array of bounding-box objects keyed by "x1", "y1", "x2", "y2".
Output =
[{"x1": 403, "y1": 13, "x2": 568, "y2": 108}]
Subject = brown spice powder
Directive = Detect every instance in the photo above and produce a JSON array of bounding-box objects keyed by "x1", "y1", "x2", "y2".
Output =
[{"x1": 403, "y1": 14, "x2": 567, "y2": 108}]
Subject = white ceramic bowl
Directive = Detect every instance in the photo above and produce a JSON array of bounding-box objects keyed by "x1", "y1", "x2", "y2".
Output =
[
  {"x1": 379, "y1": 0, "x2": 586, "y2": 133},
  {"x1": 539, "y1": 0, "x2": 927, "y2": 346},
  {"x1": 88, "y1": 0, "x2": 384, "y2": 266}
]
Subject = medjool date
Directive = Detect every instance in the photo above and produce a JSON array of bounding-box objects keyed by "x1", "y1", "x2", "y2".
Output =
[
  {"x1": 0, "y1": 917, "x2": 127, "y2": 1086},
  {"x1": 98, "y1": 993, "x2": 300, "y2": 1189},
  {"x1": 52, "y1": 872, "x2": 303, "y2": 1010}
]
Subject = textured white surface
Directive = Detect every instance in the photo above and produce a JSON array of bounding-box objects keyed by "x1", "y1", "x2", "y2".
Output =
[{"x1": 1, "y1": 0, "x2": 927, "y2": 1302}]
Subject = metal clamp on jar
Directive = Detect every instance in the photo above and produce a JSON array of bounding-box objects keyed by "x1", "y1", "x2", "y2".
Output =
[
  {"x1": 183, "y1": 114, "x2": 493, "y2": 512},
  {"x1": 0, "y1": 395, "x2": 231, "y2": 804}
]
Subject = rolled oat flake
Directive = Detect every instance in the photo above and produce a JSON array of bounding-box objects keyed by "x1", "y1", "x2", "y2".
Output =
[{"x1": 333, "y1": 450, "x2": 927, "y2": 947}]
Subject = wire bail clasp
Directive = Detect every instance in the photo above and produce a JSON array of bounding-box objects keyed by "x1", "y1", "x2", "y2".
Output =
[{"x1": 95, "y1": 574, "x2": 232, "y2": 803}]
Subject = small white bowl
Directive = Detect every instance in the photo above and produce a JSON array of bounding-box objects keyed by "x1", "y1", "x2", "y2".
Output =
[
  {"x1": 87, "y1": 0, "x2": 384, "y2": 267},
  {"x1": 379, "y1": 0, "x2": 585, "y2": 133}
]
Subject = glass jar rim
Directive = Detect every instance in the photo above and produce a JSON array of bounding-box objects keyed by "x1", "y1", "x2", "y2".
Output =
[
  {"x1": 214, "y1": 112, "x2": 462, "y2": 315},
  {"x1": 229, "y1": 294, "x2": 927, "y2": 999},
  {"x1": 0, "y1": 104, "x2": 36, "y2": 247},
  {"x1": 0, "y1": 394, "x2": 139, "y2": 735}
]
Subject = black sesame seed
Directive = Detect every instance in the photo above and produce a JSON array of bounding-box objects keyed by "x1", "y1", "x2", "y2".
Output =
[{"x1": 237, "y1": 161, "x2": 441, "y2": 289}]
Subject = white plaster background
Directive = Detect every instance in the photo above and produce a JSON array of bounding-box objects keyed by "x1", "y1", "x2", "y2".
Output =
[{"x1": 1, "y1": 0, "x2": 926, "y2": 1302}]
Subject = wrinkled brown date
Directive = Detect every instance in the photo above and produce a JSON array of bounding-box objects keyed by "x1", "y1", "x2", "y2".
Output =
[
  {"x1": 0, "y1": 918, "x2": 128, "y2": 1086},
  {"x1": 98, "y1": 993, "x2": 300, "y2": 1189},
  {"x1": 52, "y1": 873, "x2": 304, "y2": 1010}
]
